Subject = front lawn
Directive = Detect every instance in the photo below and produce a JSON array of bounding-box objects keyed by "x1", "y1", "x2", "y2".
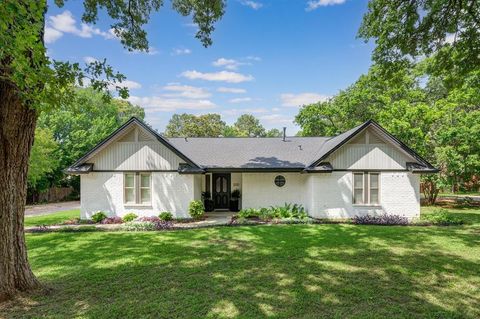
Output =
[
  {"x1": 421, "y1": 206, "x2": 480, "y2": 225},
  {"x1": 2, "y1": 222, "x2": 479, "y2": 318},
  {"x1": 24, "y1": 209, "x2": 80, "y2": 227}
]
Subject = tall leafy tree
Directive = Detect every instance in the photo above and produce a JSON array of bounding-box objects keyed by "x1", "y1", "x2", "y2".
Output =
[
  {"x1": 165, "y1": 113, "x2": 226, "y2": 137},
  {"x1": 0, "y1": 0, "x2": 225, "y2": 299},
  {"x1": 27, "y1": 128, "x2": 59, "y2": 193},
  {"x1": 358, "y1": 0, "x2": 480, "y2": 76},
  {"x1": 266, "y1": 128, "x2": 283, "y2": 137},
  {"x1": 234, "y1": 114, "x2": 266, "y2": 137}
]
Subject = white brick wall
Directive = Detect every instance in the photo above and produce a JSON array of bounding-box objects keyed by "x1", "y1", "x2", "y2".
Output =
[
  {"x1": 81, "y1": 170, "x2": 420, "y2": 220},
  {"x1": 80, "y1": 172, "x2": 196, "y2": 219},
  {"x1": 242, "y1": 173, "x2": 308, "y2": 209},
  {"x1": 307, "y1": 172, "x2": 420, "y2": 219},
  {"x1": 240, "y1": 171, "x2": 419, "y2": 219}
]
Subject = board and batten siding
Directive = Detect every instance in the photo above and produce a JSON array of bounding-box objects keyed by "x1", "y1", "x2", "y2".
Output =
[
  {"x1": 328, "y1": 144, "x2": 412, "y2": 170},
  {"x1": 90, "y1": 141, "x2": 183, "y2": 170},
  {"x1": 327, "y1": 128, "x2": 414, "y2": 170}
]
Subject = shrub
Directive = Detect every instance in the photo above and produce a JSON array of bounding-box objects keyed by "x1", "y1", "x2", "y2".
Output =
[
  {"x1": 91, "y1": 211, "x2": 107, "y2": 223},
  {"x1": 189, "y1": 200, "x2": 205, "y2": 219},
  {"x1": 123, "y1": 212, "x2": 138, "y2": 222},
  {"x1": 422, "y1": 208, "x2": 464, "y2": 226},
  {"x1": 352, "y1": 214, "x2": 409, "y2": 225},
  {"x1": 237, "y1": 208, "x2": 260, "y2": 218},
  {"x1": 159, "y1": 211, "x2": 173, "y2": 221},
  {"x1": 101, "y1": 216, "x2": 123, "y2": 224},
  {"x1": 138, "y1": 216, "x2": 161, "y2": 222}
]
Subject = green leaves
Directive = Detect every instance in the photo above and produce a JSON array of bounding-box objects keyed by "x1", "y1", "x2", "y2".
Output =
[
  {"x1": 233, "y1": 114, "x2": 266, "y2": 137},
  {"x1": 359, "y1": 0, "x2": 480, "y2": 75},
  {"x1": 1, "y1": 1, "x2": 225, "y2": 114}
]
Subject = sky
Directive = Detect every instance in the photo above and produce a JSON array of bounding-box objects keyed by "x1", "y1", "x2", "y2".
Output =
[{"x1": 44, "y1": 0, "x2": 374, "y2": 134}]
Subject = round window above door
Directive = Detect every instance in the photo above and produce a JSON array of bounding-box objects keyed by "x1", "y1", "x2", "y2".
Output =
[{"x1": 274, "y1": 175, "x2": 286, "y2": 187}]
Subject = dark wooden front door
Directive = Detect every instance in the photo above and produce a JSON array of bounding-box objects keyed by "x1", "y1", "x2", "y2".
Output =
[{"x1": 213, "y1": 173, "x2": 230, "y2": 209}]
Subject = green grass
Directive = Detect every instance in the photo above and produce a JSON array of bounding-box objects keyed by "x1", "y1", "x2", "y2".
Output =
[
  {"x1": 2, "y1": 210, "x2": 480, "y2": 318},
  {"x1": 421, "y1": 206, "x2": 480, "y2": 225},
  {"x1": 24, "y1": 209, "x2": 80, "y2": 227}
]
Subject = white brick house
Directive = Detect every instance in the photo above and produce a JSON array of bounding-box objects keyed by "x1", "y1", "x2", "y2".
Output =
[{"x1": 67, "y1": 118, "x2": 437, "y2": 219}]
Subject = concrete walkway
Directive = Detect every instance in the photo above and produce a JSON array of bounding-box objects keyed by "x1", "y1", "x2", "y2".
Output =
[{"x1": 25, "y1": 201, "x2": 80, "y2": 216}]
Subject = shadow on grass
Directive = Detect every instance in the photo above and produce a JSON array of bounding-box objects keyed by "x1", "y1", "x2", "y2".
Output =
[{"x1": 2, "y1": 224, "x2": 480, "y2": 318}]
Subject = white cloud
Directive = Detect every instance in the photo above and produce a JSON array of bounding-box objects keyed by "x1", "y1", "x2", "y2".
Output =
[
  {"x1": 49, "y1": 10, "x2": 77, "y2": 33},
  {"x1": 162, "y1": 84, "x2": 211, "y2": 99},
  {"x1": 306, "y1": 0, "x2": 347, "y2": 11},
  {"x1": 109, "y1": 80, "x2": 142, "y2": 90},
  {"x1": 280, "y1": 93, "x2": 330, "y2": 107},
  {"x1": 240, "y1": 1, "x2": 263, "y2": 10},
  {"x1": 83, "y1": 56, "x2": 97, "y2": 64},
  {"x1": 217, "y1": 87, "x2": 247, "y2": 94},
  {"x1": 128, "y1": 95, "x2": 216, "y2": 112},
  {"x1": 181, "y1": 70, "x2": 254, "y2": 83},
  {"x1": 172, "y1": 48, "x2": 192, "y2": 56},
  {"x1": 44, "y1": 27, "x2": 63, "y2": 44},
  {"x1": 212, "y1": 58, "x2": 246, "y2": 70},
  {"x1": 259, "y1": 114, "x2": 293, "y2": 125},
  {"x1": 229, "y1": 97, "x2": 252, "y2": 103},
  {"x1": 46, "y1": 11, "x2": 114, "y2": 43}
]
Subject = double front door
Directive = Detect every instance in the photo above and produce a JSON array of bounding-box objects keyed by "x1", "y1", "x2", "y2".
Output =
[{"x1": 212, "y1": 173, "x2": 230, "y2": 209}]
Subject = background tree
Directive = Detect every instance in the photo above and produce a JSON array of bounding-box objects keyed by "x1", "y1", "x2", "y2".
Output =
[
  {"x1": 27, "y1": 128, "x2": 59, "y2": 197},
  {"x1": 358, "y1": 0, "x2": 480, "y2": 76},
  {"x1": 164, "y1": 113, "x2": 226, "y2": 137},
  {"x1": 234, "y1": 114, "x2": 266, "y2": 137},
  {"x1": 266, "y1": 128, "x2": 283, "y2": 137},
  {"x1": 0, "y1": 0, "x2": 225, "y2": 300},
  {"x1": 35, "y1": 88, "x2": 144, "y2": 197}
]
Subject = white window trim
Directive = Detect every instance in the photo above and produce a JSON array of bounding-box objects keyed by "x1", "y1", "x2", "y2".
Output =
[
  {"x1": 369, "y1": 172, "x2": 380, "y2": 205},
  {"x1": 124, "y1": 172, "x2": 152, "y2": 206},
  {"x1": 352, "y1": 172, "x2": 381, "y2": 206},
  {"x1": 353, "y1": 173, "x2": 364, "y2": 205},
  {"x1": 139, "y1": 173, "x2": 152, "y2": 205},
  {"x1": 124, "y1": 173, "x2": 136, "y2": 205}
]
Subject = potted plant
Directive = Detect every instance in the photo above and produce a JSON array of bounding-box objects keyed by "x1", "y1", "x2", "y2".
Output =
[
  {"x1": 229, "y1": 189, "x2": 241, "y2": 212},
  {"x1": 202, "y1": 191, "x2": 214, "y2": 212}
]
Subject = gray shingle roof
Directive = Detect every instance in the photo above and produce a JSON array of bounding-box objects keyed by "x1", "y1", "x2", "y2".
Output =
[
  {"x1": 169, "y1": 136, "x2": 331, "y2": 169},
  {"x1": 168, "y1": 122, "x2": 368, "y2": 169}
]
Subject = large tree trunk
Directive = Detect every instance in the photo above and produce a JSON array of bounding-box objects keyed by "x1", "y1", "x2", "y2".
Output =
[{"x1": 0, "y1": 80, "x2": 40, "y2": 301}]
